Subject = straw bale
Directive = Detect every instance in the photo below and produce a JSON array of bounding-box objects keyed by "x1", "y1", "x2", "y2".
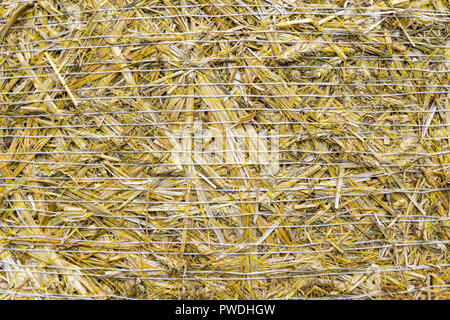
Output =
[{"x1": 0, "y1": 0, "x2": 448, "y2": 299}]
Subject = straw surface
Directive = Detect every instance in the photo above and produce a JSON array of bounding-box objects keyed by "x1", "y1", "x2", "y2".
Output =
[{"x1": 0, "y1": 0, "x2": 448, "y2": 299}]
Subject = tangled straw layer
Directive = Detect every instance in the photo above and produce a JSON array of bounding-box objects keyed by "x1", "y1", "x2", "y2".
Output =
[{"x1": 0, "y1": 0, "x2": 448, "y2": 299}]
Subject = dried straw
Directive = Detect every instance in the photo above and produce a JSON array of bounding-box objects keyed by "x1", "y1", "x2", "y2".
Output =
[{"x1": 0, "y1": 0, "x2": 448, "y2": 299}]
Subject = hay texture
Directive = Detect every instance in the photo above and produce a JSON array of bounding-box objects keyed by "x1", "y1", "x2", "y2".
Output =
[{"x1": 0, "y1": 0, "x2": 449, "y2": 299}]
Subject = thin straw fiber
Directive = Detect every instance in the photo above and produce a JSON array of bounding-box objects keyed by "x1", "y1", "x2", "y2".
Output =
[{"x1": 0, "y1": 0, "x2": 449, "y2": 300}]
